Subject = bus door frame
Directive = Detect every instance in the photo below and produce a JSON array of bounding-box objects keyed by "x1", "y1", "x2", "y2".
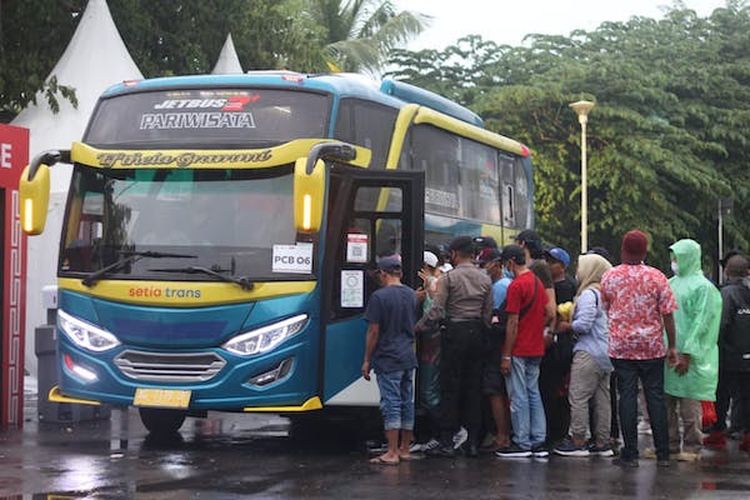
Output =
[{"x1": 318, "y1": 165, "x2": 424, "y2": 403}]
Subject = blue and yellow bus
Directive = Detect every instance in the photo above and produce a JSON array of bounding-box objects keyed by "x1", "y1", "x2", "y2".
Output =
[{"x1": 20, "y1": 72, "x2": 533, "y2": 433}]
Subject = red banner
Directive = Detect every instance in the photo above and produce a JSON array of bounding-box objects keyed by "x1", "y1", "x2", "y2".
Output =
[{"x1": 0, "y1": 124, "x2": 29, "y2": 428}]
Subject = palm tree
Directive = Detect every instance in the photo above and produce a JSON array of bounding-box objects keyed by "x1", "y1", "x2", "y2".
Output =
[{"x1": 307, "y1": 0, "x2": 429, "y2": 73}]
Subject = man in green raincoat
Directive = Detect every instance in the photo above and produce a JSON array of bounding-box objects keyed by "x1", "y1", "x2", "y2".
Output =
[{"x1": 666, "y1": 239, "x2": 722, "y2": 461}]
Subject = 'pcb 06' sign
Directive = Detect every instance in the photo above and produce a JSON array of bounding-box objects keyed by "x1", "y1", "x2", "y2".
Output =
[{"x1": 0, "y1": 124, "x2": 28, "y2": 428}]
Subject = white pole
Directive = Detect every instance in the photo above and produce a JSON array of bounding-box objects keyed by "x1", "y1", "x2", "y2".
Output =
[{"x1": 581, "y1": 118, "x2": 588, "y2": 254}]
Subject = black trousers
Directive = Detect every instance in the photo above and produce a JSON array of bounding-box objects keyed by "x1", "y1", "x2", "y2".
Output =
[
  {"x1": 612, "y1": 357, "x2": 670, "y2": 461},
  {"x1": 539, "y1": 348, "x2": 571, "y2": 444},
  {"x1": 439, "y1": 321, "x2": 484, "y2": 444},
  {"x1": 713, "y1": 370, "x2": 750, "y2": 433}
]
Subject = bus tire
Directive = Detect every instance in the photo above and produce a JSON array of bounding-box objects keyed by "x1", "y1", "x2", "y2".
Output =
[{"x1": 138, "y1": 408, "x2": 187, "y2": 435}]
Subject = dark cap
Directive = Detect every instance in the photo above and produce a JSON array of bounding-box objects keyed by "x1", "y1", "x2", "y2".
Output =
[
  {"x1": 377, "y1": 254, "x2": 402, "y2": 272},
  {"x1": 478, "y1": 248, "x2": 502, "y2": 266},
  {"x1": 721, "y1": 249, "x2": 744, "y2": 268},
  {"x1": 515, "y1": 229, "x2": 543, "y2": 257},
  {"x1": 473, "y1": 236, "x2": 498, "y2": 250},
  {"x1": 449, "y1": 236, "x2": 475, "y2": 255},
  {"x1": 586, "y1": 246, "x2": 612, "y2": 263},
  {"x1": 501, "y1": 244, "x2": 526, "y2": 265},
  {"x1": 621, "y1": 230, "x2": 649, "y2": 264}
]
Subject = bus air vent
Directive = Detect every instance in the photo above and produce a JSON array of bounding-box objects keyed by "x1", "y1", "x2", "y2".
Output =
[{"x1": 114, "y1": 350, "x2": 226, "y2": 383}]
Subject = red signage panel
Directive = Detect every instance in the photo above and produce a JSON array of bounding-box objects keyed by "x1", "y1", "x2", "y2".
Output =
[{"x1": 0, "y1": 123, "x2": 29, "y2": 428}]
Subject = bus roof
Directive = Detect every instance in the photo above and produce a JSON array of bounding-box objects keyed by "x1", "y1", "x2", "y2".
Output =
[{"x1": 103, "y1": 72, "x2": 484, "y2": 127}]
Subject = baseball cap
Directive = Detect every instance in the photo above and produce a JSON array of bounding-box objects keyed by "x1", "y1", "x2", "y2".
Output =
[
  {"x1": 478, "y1": 248, "x2": 502, "y2": 266},
  {"x1": 449, "y1": 236, "x2": 475, "y2": 255},
  {"x1": 515, "y1": 229, "x2": 543, "y2": 257},
  {"x1": 423, "y1": 251, "x2": 439, "y2": 268},
  {"x1": 377, "y1": 254, "x2": 402, "y2": 272},
  {"x1": 546, "y1": 247, "x2": 571, "y2": 268},
  {"x1": 501, "y1": 244, "x2": 526, "y2": 265},
  {"x1": 721, "y1": 249, "x2": 744, "y2": 268},
  {"x1": 586, "y1": 246, "x2": 612, "y2": 263},
  {"x1": 473, "y1": 236, "x2": 498, "y2": 250}
]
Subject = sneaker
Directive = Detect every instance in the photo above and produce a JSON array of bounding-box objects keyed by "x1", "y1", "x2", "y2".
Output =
[
  {"x1": 554, "y1": 439, "x2": 590, "y2": 457},
  {"x1": 642, "y1": 447, "x2": 657, "y2": 459},
  {"x1": 532, "y1": 444, "x2": 550, "y2": 458},
  {"x1": 495, "y1": 444, "x2": 533, "y2": 458},
  {"x1": 676, "y1": 451, "x2": 701, "y2": 462},
  {"x1": 453, "y1": 427, "x2": 468, "y2": 450},
  {"x1": 588, "y1": 444, "x2": 615, "y2": 457},
  {"x1": 703, "y1": 431, "x2": 727, "y2": 450},
  {"x1": 613, "y1": 457, "x2": 639, "y2": 468},
  {"x1": 426, "y1": 443, "x2": 457, "y2": 458},
  {"x1": 409, "y1": 438, "x2": 440, "y2": 453}
]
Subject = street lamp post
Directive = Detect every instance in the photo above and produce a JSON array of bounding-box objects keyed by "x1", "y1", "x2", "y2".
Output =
[{"x1": 570, "y1": 100, "x2": 595, "y2": 254}]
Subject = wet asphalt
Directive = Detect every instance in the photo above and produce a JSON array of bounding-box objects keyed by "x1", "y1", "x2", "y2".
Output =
[{"x1": 2, "y1": 398, "x2": 750, "y2": 499}]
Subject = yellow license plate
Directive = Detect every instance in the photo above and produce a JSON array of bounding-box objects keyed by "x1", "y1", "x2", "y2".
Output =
[{"x1": 133, "y1": 388, "x2": 191, "y2": 409}]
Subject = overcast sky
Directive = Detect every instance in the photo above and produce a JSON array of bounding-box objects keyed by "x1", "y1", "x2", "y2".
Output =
[{"x1": 398, "y1": 0, "x2": 730, "y2": 50}]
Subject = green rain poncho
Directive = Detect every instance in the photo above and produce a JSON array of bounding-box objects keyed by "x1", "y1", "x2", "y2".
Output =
[{"x1": 665, "y1": 239, "x2": 722, "y2": 401}]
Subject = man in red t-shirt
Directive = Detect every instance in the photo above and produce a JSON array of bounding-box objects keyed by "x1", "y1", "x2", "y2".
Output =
[{"x1": 496, "y1": 245, "x2": 553, "y2": 458}]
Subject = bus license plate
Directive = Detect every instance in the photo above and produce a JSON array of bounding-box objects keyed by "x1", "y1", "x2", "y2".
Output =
[{"x1": 133, "y1": 388, "x2": 191, "y2": 409}]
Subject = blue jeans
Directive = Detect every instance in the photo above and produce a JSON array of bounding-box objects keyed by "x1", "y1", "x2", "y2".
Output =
[
  {"x1": 376, "y1": 369, "x2": 415, "y2": 431},
  {"x1": 505, "y1": 356, "x2": 546, "y2": 450}
]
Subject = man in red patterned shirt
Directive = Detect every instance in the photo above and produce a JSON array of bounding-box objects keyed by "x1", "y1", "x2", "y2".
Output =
[{"x1": 601, "y1": 230, "x2": 679, "y2": 468}]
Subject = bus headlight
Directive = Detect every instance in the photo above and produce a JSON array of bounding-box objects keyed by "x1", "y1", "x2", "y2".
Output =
[
  {"x1": 223, "y1": 315, "x2": 308, "y2": 356},
  {"x1": 58, "y1": 309, "x2": 120, "y2": 352}
]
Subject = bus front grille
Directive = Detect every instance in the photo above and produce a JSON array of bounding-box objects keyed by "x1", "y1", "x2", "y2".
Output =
[{"x1": 114, "y1": 350, "x2": 226, "y2": 383}]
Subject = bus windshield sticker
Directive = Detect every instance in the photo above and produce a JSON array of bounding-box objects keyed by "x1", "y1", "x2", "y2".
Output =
[
  {"x1": 340, "y1": 270, "x2": 364, "y2": 308},
  {"x1": 346, "y1": 233, "x2": 369, "y2": 264},
  {"x1": 272, "y1": 243, "x2": 313, "y2": 274}
]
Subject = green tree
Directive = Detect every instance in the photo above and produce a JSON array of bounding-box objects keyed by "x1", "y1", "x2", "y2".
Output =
[
  {"x1": 306, "y1": 0, "x2": 429, "y2": 72},
  {"x1": 388, "y1": 3, "x2": 750, "y2": 272}
]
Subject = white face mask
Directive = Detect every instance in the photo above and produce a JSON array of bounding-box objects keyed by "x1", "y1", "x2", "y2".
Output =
[{"x1": 671, "y1": 261, "x2": 679, "y2": 275}]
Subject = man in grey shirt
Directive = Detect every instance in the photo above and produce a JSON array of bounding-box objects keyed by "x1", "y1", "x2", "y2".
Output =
[{"x1": 417, "y1": 236, "x2": 493, "y2": 457}]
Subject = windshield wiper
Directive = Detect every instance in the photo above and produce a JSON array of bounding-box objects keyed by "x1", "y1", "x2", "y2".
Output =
[
  {"x1": 82, "y1": 251, "x2": 197, "y2": 288},
  {"x1": 148, "y1": 266, "x2": 254, "y2": 291}
]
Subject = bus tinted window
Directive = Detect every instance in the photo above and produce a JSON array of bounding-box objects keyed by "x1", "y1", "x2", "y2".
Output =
[
  {"x1": 411, "y1": 125, "x2": 460, "y2": 217},
  {"x1": 334, "y1": 99, "x2": 398, "y2": 169},
  {"x1": 460, "y1": 139, "x2": 500, "y2": 224},
  {"x1": 411, "y1": 125, "x2": 501, "y2": 224},
  {"x1": 85, "y1": 89, "x2": 330, "y2": 148}
]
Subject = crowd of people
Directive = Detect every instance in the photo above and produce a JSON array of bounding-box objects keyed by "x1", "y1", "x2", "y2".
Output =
[{"x1": 361, "y1": 228, "x2": 750, "y2": 467}]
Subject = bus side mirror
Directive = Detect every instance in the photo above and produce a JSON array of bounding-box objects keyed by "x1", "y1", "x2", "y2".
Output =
[
  {"x1": 20, "y1": 163, "x2": 51, "y2": 235},
  {"x1": 293, "y1": 157, "x2": 325, "y2": 233}
]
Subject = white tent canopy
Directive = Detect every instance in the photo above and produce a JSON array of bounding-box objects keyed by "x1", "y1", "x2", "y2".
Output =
[
  {"x1": 12, "y1": 0, "x2": 143, "y2": 381},
  {"x1": 212, "y1": 33, "x2": 244, "y2": 74}
]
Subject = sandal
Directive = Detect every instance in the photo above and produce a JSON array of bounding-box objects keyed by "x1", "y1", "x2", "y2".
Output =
[{"x1": 369, "y1": 455, "x2": 400, "y2": 466}]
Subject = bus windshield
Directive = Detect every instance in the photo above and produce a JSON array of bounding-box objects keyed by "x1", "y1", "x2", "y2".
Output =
[
  {"x1": 60, "y1": 165, "x2": 310, "y2": 281},
  {"x1": 84, "y1": 88, "x2": 330, "y2": 148}
]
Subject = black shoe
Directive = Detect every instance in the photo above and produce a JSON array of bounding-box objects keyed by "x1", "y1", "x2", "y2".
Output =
[
  {"x1": 495, "y1": 444, "x2": 533, "y2": 458},
  {"x1": 532, "y1": 444, "x2": 550, "y2": 458},
  {"x1": 426, "y1": 444, "x2": 457, "y2": 458},
  {"x1": 657, "y1": 459, "x2": 671, "y2": 468},
  {"x1": 464, "y1": 442, "x2": 479, "y2": 458},
  {"x1": 613, "y1": 457, "x2": 639, "y2": 468}
]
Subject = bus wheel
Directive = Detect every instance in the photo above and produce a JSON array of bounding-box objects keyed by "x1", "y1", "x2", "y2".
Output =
[{"x1": 138, "y1": 408, "x2": 187, "y2": 435}]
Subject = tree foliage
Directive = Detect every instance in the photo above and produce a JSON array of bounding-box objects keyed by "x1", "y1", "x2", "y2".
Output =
[
  {"x1": 388, "y1": 3, "x2": 750, "y2": 272},
  {"x1": 0, "y1": 0, "x2": 424, "y2": 115}
]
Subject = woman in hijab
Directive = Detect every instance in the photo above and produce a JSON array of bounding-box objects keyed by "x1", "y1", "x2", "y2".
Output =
[{"x1": 553, "y1": 253, "x2": 614, "y2": 457}]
